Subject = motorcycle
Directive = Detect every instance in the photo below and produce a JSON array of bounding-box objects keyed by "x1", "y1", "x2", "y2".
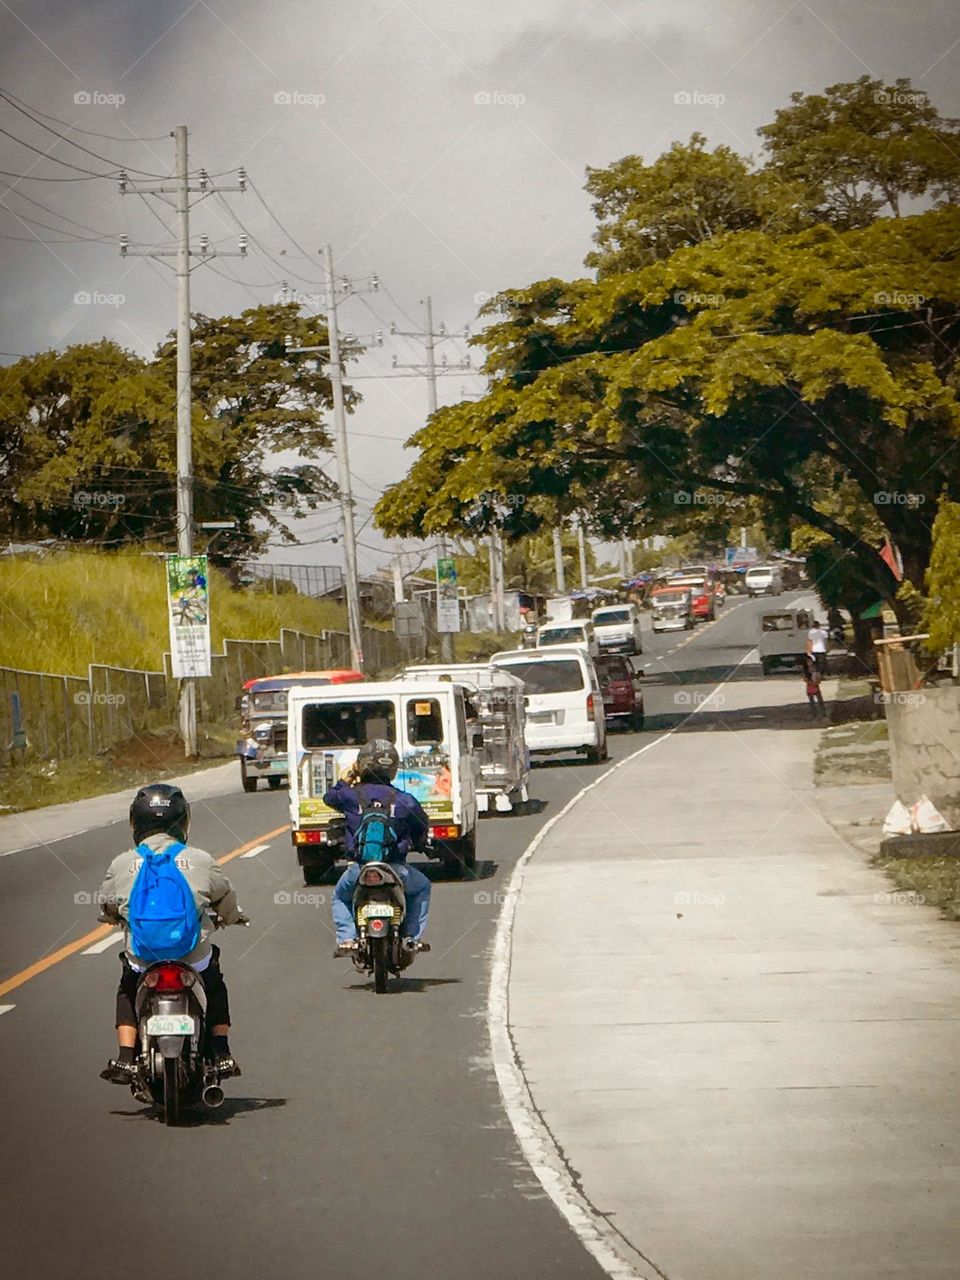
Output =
[
  {"x1": 131, "y1": 958, "x2": 227, "y2": 1125},
  {"x1": 350, "y1": 862, "x2": 416, "y2": 993},
  {"x1": 519, "y1": 624, "x2": 538, "y2": 650}
]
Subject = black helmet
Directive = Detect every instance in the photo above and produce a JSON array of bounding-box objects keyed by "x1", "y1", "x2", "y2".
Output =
[
  {"x1": 356, "y1": 739, "x2": 399, "y2": 782},
  {"x1": 130, "y1": 783, "x2": 191, "y2": 844}
]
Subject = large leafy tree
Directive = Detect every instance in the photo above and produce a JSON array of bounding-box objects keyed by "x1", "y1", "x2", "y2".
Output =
[
  {"x1": 0, "y1": 304, "x2": 344, "y2": 561},
  {"x1": 376, "y1": 79, "x2": 960, "y2": 621}
]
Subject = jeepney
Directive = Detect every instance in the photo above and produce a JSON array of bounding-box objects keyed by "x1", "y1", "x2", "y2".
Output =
[
  {"x1": 758, "y1": 608, "x2": 813, "y2": 674},
  {"x1": 287, "y1": 679, "x2": 480, "y2": 881},
  {"x1": 237, "y1": 670, "x2": 362, "y2": 793},
  {"x1": 401, "y1": 663, "x2": 529, "y2": 813}
]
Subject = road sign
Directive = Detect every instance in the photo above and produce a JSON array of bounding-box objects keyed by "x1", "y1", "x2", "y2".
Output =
[
  {"x1": 166, "y1": 554, "x2": 211, "y2": 678},
  {"x1": 725, "y1": 546, "x2": 759, "y2": 567},
  {"x1": 436, "y1": 556, "x2": 460, "y2": 632}
]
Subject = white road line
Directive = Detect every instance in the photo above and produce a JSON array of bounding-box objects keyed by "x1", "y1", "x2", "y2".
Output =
[
  {"x1": 0, "y1": 1004, "x2": 15, "y2": 1016},
  {"x1": 487, "y1": 648, "x2": 755, "y2": 1280},
  {"x1": 81, "y1": 932, "x2": 122, "y2": 955},
  {"x1": 240, "y1": 844, "x2": 270, "y2": 859}
]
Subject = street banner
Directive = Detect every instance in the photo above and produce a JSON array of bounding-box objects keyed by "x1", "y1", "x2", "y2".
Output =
[
  {"x1": 725, "y1": 545, "x2": 759, "y2": 567},
  {"x1": 436, "y1": 555, "x2": 460, "y2": 633},
  {"x1": 166, "y1": 554, "x2": 211, "y2": 678}
]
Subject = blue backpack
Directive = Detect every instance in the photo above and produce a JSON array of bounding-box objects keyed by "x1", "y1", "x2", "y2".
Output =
[
  {"x1": 128, "y1": 841, "x2": 201, "y2": 962},
  {"x1": 355, "y1": 787, "x2": 401, "y2": 864}
]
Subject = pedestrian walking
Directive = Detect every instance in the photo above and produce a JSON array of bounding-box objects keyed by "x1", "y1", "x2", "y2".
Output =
[
  {"x1": 802, "y1": 657, "x2": 825, "y2": 718},
  {"x1": 807, "y1": 619, "x2": 829, "y2": 676}
]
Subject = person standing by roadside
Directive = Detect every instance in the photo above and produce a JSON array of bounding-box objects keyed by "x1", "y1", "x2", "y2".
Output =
[
  {"x1": 801, "y1": 656, "x2": 826, "y2": 719},
  {"x1": 806, "y1": 619, "x2": 829, "y2": 676}
]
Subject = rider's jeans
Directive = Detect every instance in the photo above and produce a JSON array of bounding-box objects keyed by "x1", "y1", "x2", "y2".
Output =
[{"x1": 332, "y1": 862, "x2": 431, "y2": 942}]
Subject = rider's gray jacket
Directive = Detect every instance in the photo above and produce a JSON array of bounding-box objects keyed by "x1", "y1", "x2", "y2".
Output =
[{"x1": 97, "y1": 832, "x2": 242, "y2": 968}]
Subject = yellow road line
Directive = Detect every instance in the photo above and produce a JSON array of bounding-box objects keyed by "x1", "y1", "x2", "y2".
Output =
[{"x1": 0, "y1": 823, "x2": 290, "y2": 1001}]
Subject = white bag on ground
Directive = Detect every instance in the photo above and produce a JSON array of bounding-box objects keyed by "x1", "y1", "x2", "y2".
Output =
[
  {"x1": 910, "y1": 796, "x2": 950, "y2": 833},
  {"x1": 883, "y1": 800, "x2": 914, "y2": 837}
]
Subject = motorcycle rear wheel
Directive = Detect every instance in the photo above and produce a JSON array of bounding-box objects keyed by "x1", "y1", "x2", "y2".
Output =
[
  {"x1": 371, "y1": 936, "x2": 389, "y2": 993},
  {"x1": 163, "y1": 1057, "x2": 180, "y2": 1127}
]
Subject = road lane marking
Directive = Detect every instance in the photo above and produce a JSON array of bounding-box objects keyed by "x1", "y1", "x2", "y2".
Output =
[
  {"x1": 487, "y1": 647, "x2": 754, "y2": 1280},
  {"x1": 240, "y1": 844, "x2": 270, "y2": 859},
  {"x1": 0, "y1": 1005, "x2": 14, "y2": 1016},
  {"x1": 0, "y1": 822, "x2": 289, "y2": 1000},
  {"x1": 82, "y1": 932, "x2": 122, "y2": 955}
]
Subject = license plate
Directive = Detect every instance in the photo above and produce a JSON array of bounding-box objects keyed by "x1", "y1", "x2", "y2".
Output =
[
  {"x1": 146, "y1": 1014, "x2": 194, "y2": 1037},
  {"x1": 362, "y1": 904, "x2": 395, "y2": 918},
  {"x1": 528, "y1": 711, "x2": 555, "y2": 724}
]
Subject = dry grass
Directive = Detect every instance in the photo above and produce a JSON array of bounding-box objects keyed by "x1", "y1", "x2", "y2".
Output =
[{"x1": 0, "y1": 549, "x2": 347, "y2": 676}]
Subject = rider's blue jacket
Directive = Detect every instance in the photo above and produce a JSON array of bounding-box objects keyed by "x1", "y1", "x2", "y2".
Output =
[{"x1": 323, "y1": 780, "x2": 430, "y2": 863}]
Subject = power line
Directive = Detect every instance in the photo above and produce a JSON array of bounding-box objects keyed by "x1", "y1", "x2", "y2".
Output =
[
  {"x1": 0, "y1": 87, "x2": 170, "y2": 143},
  {"x1": 0, "y1": 90, "x2": 169, "y2": 178},
  {"x1": 2, "y1": 185, "x2": 118, "y2": 238},
  {"x1": 0, "y1": 125, "x2": 122, "y2": 177}
]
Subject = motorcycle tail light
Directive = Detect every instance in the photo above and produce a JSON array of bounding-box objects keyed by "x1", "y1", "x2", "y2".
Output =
[
  {"x1": 144, "y1": 963, "x2": 194, "y2": 992},
  {"x1": 360, "y1": 867, "x2": 384, "y2": 886}
]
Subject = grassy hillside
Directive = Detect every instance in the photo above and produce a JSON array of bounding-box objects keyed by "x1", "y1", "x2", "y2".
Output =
[{"x1": 0, "y1": 549, "x2": 347, "y2": 676}]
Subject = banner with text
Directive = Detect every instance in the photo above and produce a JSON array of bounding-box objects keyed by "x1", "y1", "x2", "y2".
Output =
[{"x1": 167, "y1": 554, "x2": 212, "y2": 678}]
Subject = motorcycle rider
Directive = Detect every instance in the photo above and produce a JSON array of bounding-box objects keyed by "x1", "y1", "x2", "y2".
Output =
[
  {"x1": 97, "y1": 783, "x2": 247, "y2": 1085},
  {"x1": 325, "y1": 740, "x2": 432, "y2": 958}
]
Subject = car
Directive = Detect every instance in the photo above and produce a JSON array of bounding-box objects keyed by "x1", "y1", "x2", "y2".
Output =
[
  {"x1": 745, "y1": 564, "x2": 783, "y2": 597},
  {"x1": 490, "y1": 647, "x2": 608, "y2": 764},
  {"x1": 535, "y1": 620, "x2": 600, "y2": 659},
  {"x1": 596, "y1": 654, "x2": 644, "y2": 730},
  {"x1": 591, "y1": 603, "x2": 643, "y2": 656}
]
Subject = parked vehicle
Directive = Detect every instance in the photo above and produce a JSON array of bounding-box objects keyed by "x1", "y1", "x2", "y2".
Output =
[
  {"x1": 745, "y1": 564, "x2": 784, "y2": 597},
  {"x1": 596, "y1": 654, "x2": 644, "y2": 730},
  {"x1": 536, "y1": 619, "x2": 600, "y2": 658},
  {"x1": 348, "y1": 861, "x2": 414, "y2": 993},
  {"x1": 237, "y1": 670, "x2": 363, "y2": 793},
  {"x1": 401, "y1": 663, "x2": 529, "y2": 813},
  {"x1": 650, "y1": 586, "x2": 695, "y2": 632},
  {"x1": 758, "y1": 608, "x2": 814, "y2": 674},
  {"x1": 132, "y1": 958, "x2": 227, "y2": 1126},
  {"x1": 490, "y1": 647, "x2": 608, "y2": 764},
  {"x1": 591, "y1": 603, "x2": 643, "y2": 656},
  {"x1": 287, "y1": 680, "x2": 480, "y2": 882}
]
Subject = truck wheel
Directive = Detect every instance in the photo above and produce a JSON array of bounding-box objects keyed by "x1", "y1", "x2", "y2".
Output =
[
  {"x1": 445, "y1": 829, "x2": 477, "y2": 878},
  {"x1": 301, "y1": 854, "x2": 335, "y2": 885},
  {"x1": 267, "y1": 776, "x2": 283, "y2": 790},
  {"x1": 240, "y1": 762, "x2": 257, "y2": 793}
]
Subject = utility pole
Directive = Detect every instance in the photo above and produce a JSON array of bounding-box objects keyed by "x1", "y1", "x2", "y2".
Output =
[
  {"x1": 489, "y1": 528, "x2": 506, "y2": 631},
  {"x1": 120, "y1": 128, "x2": 246, "y2": 757},
  {"x1": 285, "y1": 253, "x2": 381, "y2": 672},
  {"x1": 577, "y1": 519, "x2": 589, "y2": 589},
  {"x1": 553, "y1": 526, "x2": 566, "y2": 594},
  {"x1": 392, "y1": 297, "x2": 473, "y2": 662}
]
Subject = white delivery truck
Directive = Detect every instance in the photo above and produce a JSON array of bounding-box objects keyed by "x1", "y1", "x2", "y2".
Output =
[{"x1": 287, "y1": 679, "x2": 480, "y2": 882}]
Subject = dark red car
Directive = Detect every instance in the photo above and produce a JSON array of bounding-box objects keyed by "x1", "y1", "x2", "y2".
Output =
[{"x1": 596, "y1": 655, "x2": 644, "y2": 731}]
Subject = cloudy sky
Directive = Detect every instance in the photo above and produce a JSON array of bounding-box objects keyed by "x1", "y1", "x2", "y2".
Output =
[{"x1": 1, "y1": 0, "x2": 957, "y2": 573}]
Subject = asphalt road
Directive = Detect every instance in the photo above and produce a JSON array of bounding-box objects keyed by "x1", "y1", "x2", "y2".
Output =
[{"x1": 0, "y1": 593, "x2": 782, "y2": 1280}]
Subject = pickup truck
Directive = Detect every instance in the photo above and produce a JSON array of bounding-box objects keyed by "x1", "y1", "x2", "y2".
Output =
[{"x1": 591, "y1": 604, "x2": 643, "y2": 655}]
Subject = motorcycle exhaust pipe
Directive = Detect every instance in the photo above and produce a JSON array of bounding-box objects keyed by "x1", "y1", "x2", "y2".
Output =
[{"x1": 202, "y1": 1084, "x2": 225, "y2": 1109}]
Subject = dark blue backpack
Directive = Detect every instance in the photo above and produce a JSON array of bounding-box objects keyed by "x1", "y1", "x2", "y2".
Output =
[
  {"x1": 355, "y1": 787, "x2": 401, "y2": 864},
  {"x1": 128, "y1": 842, "x2": 201, "y2": 962}
]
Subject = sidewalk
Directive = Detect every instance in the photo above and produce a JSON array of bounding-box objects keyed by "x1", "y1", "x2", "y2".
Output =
[
  {"x1": 0, "y1": 760, "x2": 238, "y2": 856},
  {"x1": 508, "y1": 676, "x2": 960, "y2": 1280}
]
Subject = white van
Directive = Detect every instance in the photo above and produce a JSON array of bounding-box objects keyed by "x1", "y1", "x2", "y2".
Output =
[
  {"x1": 591, "y1": 603, "x2": 643, "y2": 655},
  {"x1": 286, "y1": 679, "x2": 480, "y2": 882},
  {"x1": 490, "y1": 647, "x2": 608, "y2": 764},
  {"x1": 745, "y1": 564, "x2": 783, "y2": 597},
  {"x1": 535, "y1": 619, "x2": 599, "y2": 659}
]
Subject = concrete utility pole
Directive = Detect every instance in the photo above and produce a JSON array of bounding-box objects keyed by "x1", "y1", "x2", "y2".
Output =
[
  {"x1": 489, "y1": 528, "x2": 506, "y2": 631},
  {"x1": 553, "y1": 526, "x2": 566, "y2": 594},
  {"x1": 322, "y1": 244, "x2": 364, "y2": 672},
  {"x1": 120, "y1": 127, "x2": 246, "y2": 757},
  {"x1": 577, "y1": 519, "x2": 589, "y2": 589}
]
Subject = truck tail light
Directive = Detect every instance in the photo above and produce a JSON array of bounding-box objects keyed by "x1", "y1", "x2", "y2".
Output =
[
  {"x1": 431, "y1": 824, "x2": 459, "y2": 840},
  {"x1": 293, "y1": 829, "x2": 324, "y2": 845}
]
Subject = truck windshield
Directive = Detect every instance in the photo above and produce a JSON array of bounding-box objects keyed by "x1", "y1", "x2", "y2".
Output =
[
  {"x1": 301, "y1": 700, "x2": 396, "y2": 748},
  {"x1": 653, "y1": 592, "x2": 687, "y2": 605},
  {"x1": 594, "y1": 610, "x2": 630, "y2": 625},
  {"x1": 250, "y1": 690, "x2": 288, "y2": 713},
  {"x1": 499, "y1": 659, "x2": 585, "y2": 694}
]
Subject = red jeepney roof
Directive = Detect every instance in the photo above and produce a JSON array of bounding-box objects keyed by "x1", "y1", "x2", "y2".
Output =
[{"x1": 242, "y1": 669, "x2": 364, "y2": 692}]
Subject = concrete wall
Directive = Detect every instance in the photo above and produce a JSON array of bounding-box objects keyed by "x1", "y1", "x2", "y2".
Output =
[{"x1": 884, "y1": 685, "x2": 960, "y2": 827}]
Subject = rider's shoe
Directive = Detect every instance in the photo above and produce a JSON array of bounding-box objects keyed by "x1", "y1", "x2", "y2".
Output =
[
  {"x1": 334, "y1": 940, "x2": 359, "y2": 958},
  {"x1": 402, "y1": 937, "x2": 430, "y2": 953},
  {"x1": 100, "y1": 1057, "x2": 141, "y2": 1086}
]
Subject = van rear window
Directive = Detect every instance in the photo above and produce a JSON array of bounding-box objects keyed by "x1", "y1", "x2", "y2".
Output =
[
  {"x1": 594, "y1": 609, "x2": 630, "y2": 625},
  {"x1": 499, "y1": 659, "x2": 585, "y2": 694},
  {"x1": 301, "y1": 701, "x2": 396, "y2": 748},
  {"x1": 540, "y1": 627, "x2": 585, "y2": 645}
]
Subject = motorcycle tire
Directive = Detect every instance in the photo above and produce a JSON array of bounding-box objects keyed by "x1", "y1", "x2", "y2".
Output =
[
  {"x1": 371, "y1": 936, "x2": 389, "y2": 993},
  {"x1": 162, "y1": 1057, "x2": 180, "y2": 1127}
]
